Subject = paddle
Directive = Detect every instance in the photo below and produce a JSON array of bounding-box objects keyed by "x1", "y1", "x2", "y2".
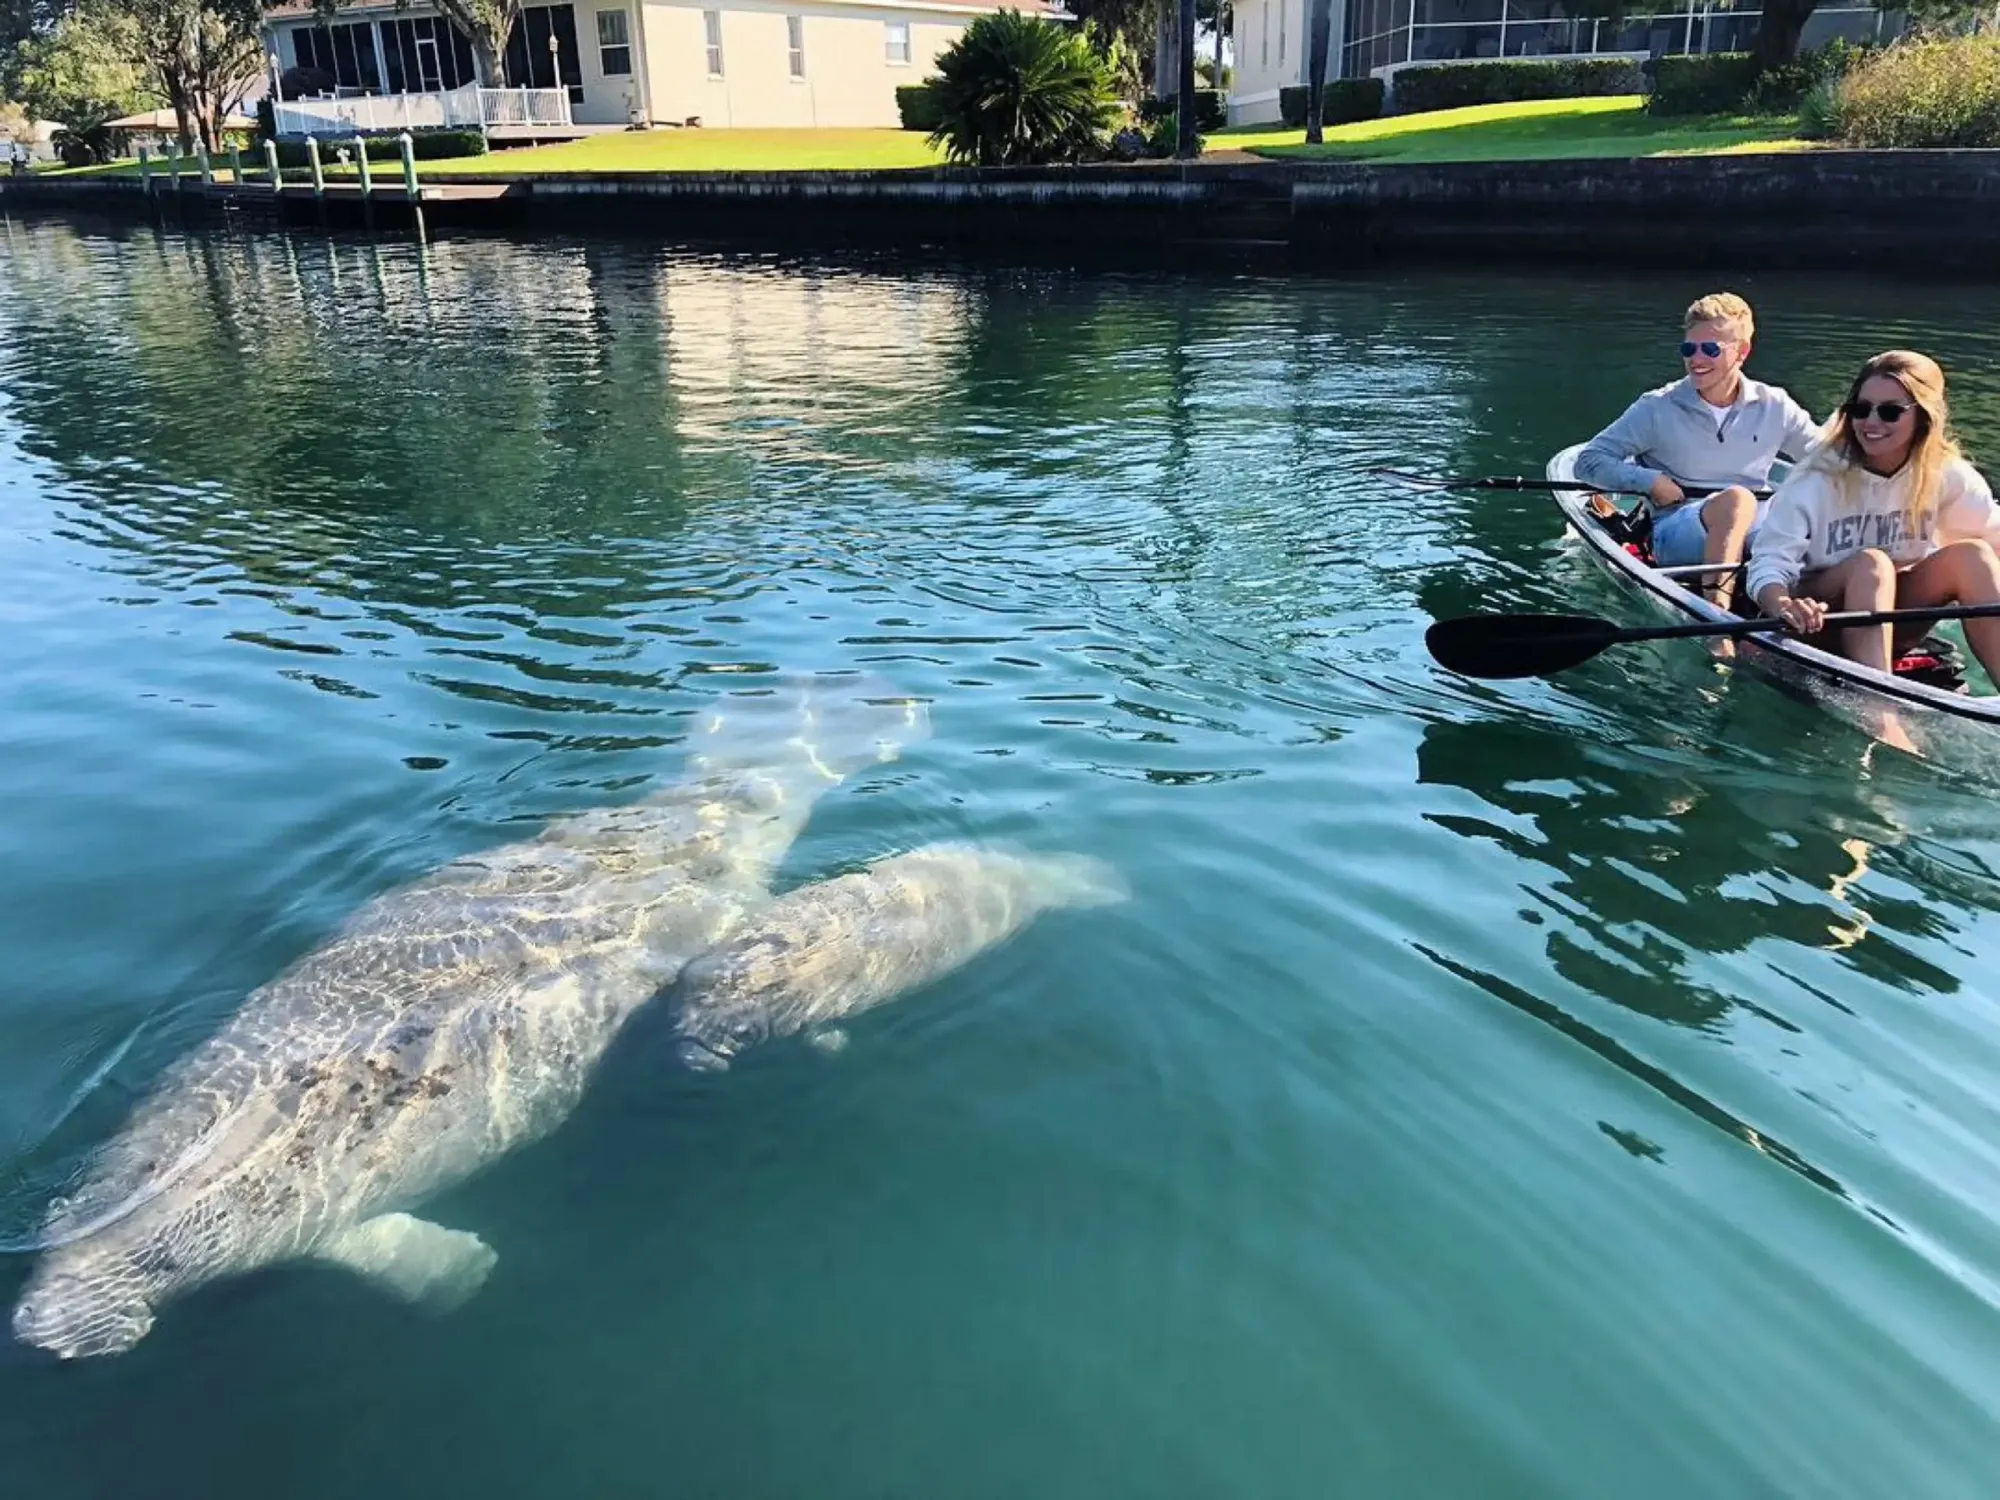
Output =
[
  {"x1": 1372, "y1": 468, "x2": 1773, "y2": 502},
  {"x1": 1427, "y1": 602, "x2": 2000, "y2": 680}
]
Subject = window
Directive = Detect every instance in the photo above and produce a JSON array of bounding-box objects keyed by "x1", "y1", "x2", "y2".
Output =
[
  {"x1": 503, "y1": 4, "x2": 584, "y2": 103},
  {"x1": 787, "y1": 14, "x2": 805, "y2": 77},
  {"x1": 885, "y1": 20, "x2": 910, "y2": 64},
  {"x1": 379, "y1": 16, "x2": 476, "y2": 93},
  {"x1": 596, "y1": 9, "x2": 632, "y2": 75},
  {"x1": 703, "y1": 9, "x2": 724, "y2": 75},
  {"x1": 292, "y1": 24, "x2": 382, "y2": 93}
]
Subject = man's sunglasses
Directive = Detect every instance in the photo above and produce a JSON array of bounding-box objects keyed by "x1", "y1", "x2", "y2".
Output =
[
  {"x1": 1844, "y1": 399, "x2": 1913, "y2": 423},
  {"x1": 1680, "y1": 340, "x2": 1727, "y2": 359}
]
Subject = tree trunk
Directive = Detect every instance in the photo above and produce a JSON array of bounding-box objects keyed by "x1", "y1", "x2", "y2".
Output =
[
  {"x1": 1750, "y1": 0, "x2": 1816, "y2": 67},
  {"x1": 473, "y1": 30, "x2": 506, "y2": 87},
  {"x1": 1175, "y1": 0, "x2": 1197, "y2": 156},
  {"x1": 1304, "y1": 0, "x2": 1331, "y2": 143}
]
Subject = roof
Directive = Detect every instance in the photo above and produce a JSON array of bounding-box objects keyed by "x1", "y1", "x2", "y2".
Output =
[{"x1": 107, "y1": 108, "x2": 260, "y2": 131}]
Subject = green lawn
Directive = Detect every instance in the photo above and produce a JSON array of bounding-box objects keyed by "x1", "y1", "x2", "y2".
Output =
[
  {"x1": 1216, "y1": 96, "x2": 1809, "y2": 163},
  {"x1": 423, "y1": 127, "x2": 945, "y2": 175},
  {"x1": 27, "y1": 101, "x2": 1809, "y2": 183}
]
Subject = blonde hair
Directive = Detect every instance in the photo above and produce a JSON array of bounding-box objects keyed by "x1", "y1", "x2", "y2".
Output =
[
  {"x1": 1685, "y1": 292, "x2": 1754, "y2": 343},
  {"x1": 1798, "y1": 349, "x2": 1960, "y2": 527}
]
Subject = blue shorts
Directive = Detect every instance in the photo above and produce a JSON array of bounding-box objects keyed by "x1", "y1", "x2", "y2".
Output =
[{"x1": 1650, "y1": 502, "x2": 1709, "y2": 568}]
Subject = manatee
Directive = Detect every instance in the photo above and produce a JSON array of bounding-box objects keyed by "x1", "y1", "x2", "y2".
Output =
[
  {"x1": 10, "y1": 680, "x2": 926, "y2": 1360},
  {"x1": 665, "y1": 843, "x2": 1129, "y2": 1070}
]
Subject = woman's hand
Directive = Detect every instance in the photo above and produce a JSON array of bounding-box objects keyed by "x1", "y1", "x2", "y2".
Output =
[{"x1": 1773, "y1": 595, "x2": 1826, "y2": 634}]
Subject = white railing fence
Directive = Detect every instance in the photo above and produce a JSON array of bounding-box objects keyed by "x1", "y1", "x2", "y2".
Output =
[{"x1": 271, "y1": 84, "x2": 572, "y2": 137}]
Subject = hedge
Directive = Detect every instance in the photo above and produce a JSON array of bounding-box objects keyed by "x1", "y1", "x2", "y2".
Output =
[
  {"x1": 1646, "y1": 53, "x2": 1761, "y2": 115},
  {"x1": 1392, "y1": 57, "x2": 1642, "y2": 114},
  {"x1": 896, "y1": 83, "x2": 942, "y2": 131},
  {"x1": 271, "y1": 129, "x2": 488, "y2": 168},
  {"x1": 1278, "y1": 78, "x2": 1386, "y2": 127}
]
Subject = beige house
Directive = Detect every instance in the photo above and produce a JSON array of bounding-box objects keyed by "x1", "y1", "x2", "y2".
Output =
[{"x1": 261, "y1": 0, "x2": 1058, "y2": 134}]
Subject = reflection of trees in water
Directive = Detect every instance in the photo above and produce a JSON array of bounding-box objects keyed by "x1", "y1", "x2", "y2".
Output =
[{"x1": 1415, "y1": 718, "x2": 1964, "y2": 1010}]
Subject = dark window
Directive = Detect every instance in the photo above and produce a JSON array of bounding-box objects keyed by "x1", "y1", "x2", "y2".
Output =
[
  {"x1": 292, "y1": 24, "x2": 382, "y2": 92},
  {"x1": 504, "y1": 4, "x2": 585, "y2": 102},
  {"x1": 380, "y1": 17, "x2": 478, "y2": 92}
]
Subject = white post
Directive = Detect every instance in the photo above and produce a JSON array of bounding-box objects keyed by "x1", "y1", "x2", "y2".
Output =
[
  {"x1": 353, "y1": 132, "x2": 372, "y2": 196},
  {"x1": 196, "y1": 140, "x2": 212, "y2": 186},
  {"x1": 228, "y1": 143, "x2": 242, "y2": 183},
  {"x1": 264, "y1": 136, "x2": 282, "y2": 192},
  {"x1": 306, "y1": 134, "x2": 324, "y2": 197},
  {"x1": 399, "y1": 130, "x2": 418, "y2": 196}
]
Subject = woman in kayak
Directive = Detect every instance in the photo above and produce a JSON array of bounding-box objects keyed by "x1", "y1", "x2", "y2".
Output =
[{"x1": 1748, "y1": 350, "x2": 2000, "y2": 743}]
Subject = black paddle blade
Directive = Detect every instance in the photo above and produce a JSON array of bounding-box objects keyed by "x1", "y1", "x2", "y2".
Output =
[{"x1": 1425, "y1": 613, "x2": 1622, "y2": 679}]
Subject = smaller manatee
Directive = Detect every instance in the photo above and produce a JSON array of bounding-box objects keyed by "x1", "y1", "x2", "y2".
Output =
[{"x1": 664, "y1": 843, "x2": 1127, "y2": 1069}]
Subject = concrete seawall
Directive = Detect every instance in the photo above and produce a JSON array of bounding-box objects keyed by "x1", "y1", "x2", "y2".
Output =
[{"x1": 8, "y1": 150, "x2": 1999, "y2": 270}]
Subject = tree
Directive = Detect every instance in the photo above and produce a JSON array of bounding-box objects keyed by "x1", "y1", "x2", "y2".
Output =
[
  {"x1": 128, "y1": 0, "x2": 263, "y2": 153},
  {"x1": 1069, "y1": 0, "x2": 1156, "y2": 93},
  {"x1": 1749, "y1": 0, "x2": 1818, "y2": 66},
  {"x1": 14, "y1": 1, "x2": 150, "y2": 157},
  {"x1": 1303, "y1": 0, "x2": 1330, "y2": 142},
  {"x1": 1175, "y1": 0, "x2": 1195, "y2": 154}
]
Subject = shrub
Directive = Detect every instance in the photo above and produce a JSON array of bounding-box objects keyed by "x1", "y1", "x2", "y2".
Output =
[
  {"x1": 1278, "y1": 78, "x2": 1385, "y2": 127},
  {"x1": 895, "y1": 83, "x2": 942, "y2": 132},
  {"x1": 1647, "y1": 52, "x2": 1761, "y2": 115},
  {"x1": 1391, "y1": 57, "x2": 1641, "y2": 113},
  {"x1": 1139, "y1": 89, "x2": 1223, "y2": 133},
  {"x1": 1745, "y1": 37, "x2": 1871, "y2": 113},
  {"x1": 926, "y1": 9, "x2": 1120, "y2": 166},
  {"x1": 1833, "y1": 34, "x2": 2000, "y2": 148},
  {"x1": 271, "y1": 129, "x2": 487, "y2": 168}
]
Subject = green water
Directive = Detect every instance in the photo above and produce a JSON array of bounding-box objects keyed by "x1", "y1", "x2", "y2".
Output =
[{"x1": 7, "y1": 215, "x2": 2000, "y2": 1499}]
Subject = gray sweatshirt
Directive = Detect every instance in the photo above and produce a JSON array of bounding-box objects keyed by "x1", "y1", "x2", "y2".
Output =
[{"x1": 1574, "y1": 376, "x2": 1824, "y2": 512}]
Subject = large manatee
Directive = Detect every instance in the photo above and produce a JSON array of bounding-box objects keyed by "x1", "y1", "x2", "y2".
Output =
[{"x1": 10, "y1": 680, "x2": 925, "y2": 1359}]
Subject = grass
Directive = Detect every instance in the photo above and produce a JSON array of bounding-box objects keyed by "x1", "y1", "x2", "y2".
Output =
[
  {"x1": 26, "y1": 101, "x2": 1808, "y2": 183},
  {"x1": 1215, "y1": 96, "x2": 1810, "y2": 163}
]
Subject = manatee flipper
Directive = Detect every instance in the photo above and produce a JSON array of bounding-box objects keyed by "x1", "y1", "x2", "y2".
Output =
[
  {"x1": 314, "y1": 1212, "x2": 497, "y2": 1312},
  {"x1": 806, "y1": 1026, "x2": 849, "y2": 1057}
]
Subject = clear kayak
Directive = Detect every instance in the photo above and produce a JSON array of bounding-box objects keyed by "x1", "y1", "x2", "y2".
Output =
[{"x1": 1546, "y1": 443, "x2": 2000, "y2": 731}]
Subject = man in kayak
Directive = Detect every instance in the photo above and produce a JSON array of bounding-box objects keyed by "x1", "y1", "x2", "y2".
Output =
[{"x1": 1575, "y1": 292, "x2": 1824, "y2": 622}]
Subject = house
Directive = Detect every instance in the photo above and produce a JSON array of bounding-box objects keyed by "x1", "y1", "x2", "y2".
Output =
[
  {"x1": 260, "y1": 0, "x2": 1061, "y2": 137},
  {"x1": 1227, "y1": 0, "x2": 1895, "y2": 124}
]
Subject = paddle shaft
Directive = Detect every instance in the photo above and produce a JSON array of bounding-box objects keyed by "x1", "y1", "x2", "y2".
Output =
[
  {"x1": 1616, "y1": 600, "x2": 2000, "y2": 644},
  {"x1": 1373, "y1": 469, "x2": 1772, "y2": 501}
]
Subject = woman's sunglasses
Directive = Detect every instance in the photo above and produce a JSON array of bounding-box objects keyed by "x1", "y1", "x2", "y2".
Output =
[
  {"x1": 1680, "y1": 340, "x2": 1727, "y2": 359},
  {"x1": 1844, "y1": 399, "x2": 1913, "y2": 423}
]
